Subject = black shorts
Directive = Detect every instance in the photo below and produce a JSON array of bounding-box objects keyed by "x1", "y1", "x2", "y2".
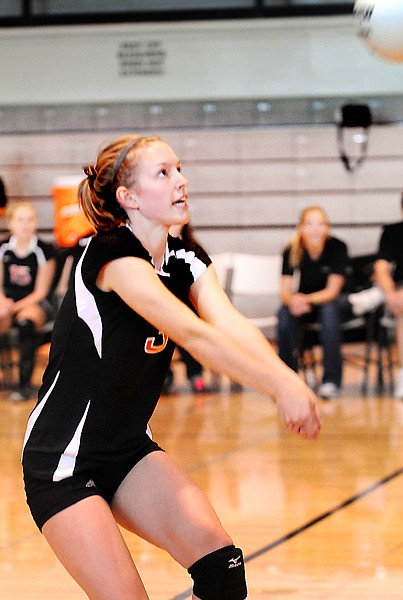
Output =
[{"x1": 23, "y1": 438, "x2": 163, "y2": 531}]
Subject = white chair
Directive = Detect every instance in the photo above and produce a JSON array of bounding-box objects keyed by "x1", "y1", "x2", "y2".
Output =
[
  {"x1": 209, "y1": 252, "x2": 234, "y2": 289},
  {"x1": 226, "y1": 253, "x2": 282, "y2": 337},
  {"x1": 370, "y1": 310, "x2": 396, "y2": 394},
  {"x1": 210, "y1": 252, "x2": 282, "y2": 390}
]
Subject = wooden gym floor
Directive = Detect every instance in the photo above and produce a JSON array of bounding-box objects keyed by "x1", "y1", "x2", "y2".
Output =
[{"x1": 1, "y1": 344, "x2": 403, "y2": 599}]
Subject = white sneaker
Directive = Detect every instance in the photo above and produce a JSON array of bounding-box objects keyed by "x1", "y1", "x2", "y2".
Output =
[
  {"x1": 348, "y1": 286, "x2": 385, "y2": 316},
  {"x1": 8, "y1": 390, "x2": 25, "y2": 403},
  {"x1": 380, "y1": 312, "x2": 395, "y2": 329},
  {"x1": 305, "y1": 369, "x2": 317, "y2": 389},
  {"x1": 318, "y1": 382, "x2": 339, "y2": 401},
  {"x1": 394, "y1": 368, "x2": 403, "y2": 400}
]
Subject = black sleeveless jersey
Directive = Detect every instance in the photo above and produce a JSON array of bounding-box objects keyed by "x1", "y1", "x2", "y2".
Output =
[
  {"x1": 22, "y1": 226, "x2": 211, "y2": 482},
  {"x1": 0, "y1": 236, "x2": 55, "y2": 302}
]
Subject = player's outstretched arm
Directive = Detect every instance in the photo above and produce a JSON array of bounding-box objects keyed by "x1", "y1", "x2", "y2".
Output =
[{"x1": 101, "y1": 257, "x2": 321, "y2": 441}]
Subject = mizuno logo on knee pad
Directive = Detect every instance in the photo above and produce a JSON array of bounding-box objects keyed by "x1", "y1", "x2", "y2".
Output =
[
  {"x1": 188, "y1": 545, "x2": 247, "y2": 600},
  {"x1": 228, "y1": 555, "x2": 242, "y2": 568}
]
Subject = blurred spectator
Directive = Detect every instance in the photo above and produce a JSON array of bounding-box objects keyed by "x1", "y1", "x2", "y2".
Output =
[
  {"x1": 0, "y1": 176, "x2": 8, "y2": 218},
  {"x1": 374, "y1": 193, "x2": 403, "y2": 399},
  {"x1": 277, "y1": 205, "x2": 348, "y2": 401},
  {"x1": 0, "y1": 202, "x2": 56, "y2": 401}
]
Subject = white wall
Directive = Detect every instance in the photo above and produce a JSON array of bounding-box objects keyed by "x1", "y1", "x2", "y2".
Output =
[
  {"x1": 0, "y1": 15, "x2": 402, "y2": 261},
  {"x1": 1, "y1": 16, "x2": 403, "y2": 105}
]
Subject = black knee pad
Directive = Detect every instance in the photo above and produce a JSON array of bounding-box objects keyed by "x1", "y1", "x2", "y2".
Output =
[{"x1": 188, "y1": 544, "x2": 247, "y2": 600}]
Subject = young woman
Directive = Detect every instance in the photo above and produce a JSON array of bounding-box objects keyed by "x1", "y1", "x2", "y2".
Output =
[
  {"x1": 22, "y1": 135, "x2": 321, "y2": 600},
  {"x1": 277, "y1": 205, "x2": 349, "y2": 400},
  {"x1": 0, "y1": 202, "x2": 55, "y2": 401}
]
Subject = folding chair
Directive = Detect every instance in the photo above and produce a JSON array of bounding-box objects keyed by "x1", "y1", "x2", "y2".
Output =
[
  {"x1": 297, "y1": 311, "x2": 370, "y2": 390},
  {"x1": 210, "y1": 253, "x2": 282, "y2": 391},
  {"x1": 362, "y1": 308, "x2": 395, "y2": 394}
]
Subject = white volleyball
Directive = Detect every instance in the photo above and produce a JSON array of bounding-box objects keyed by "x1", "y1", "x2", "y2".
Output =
[{"x1": 354, "y1": 0, "x2": 403, "y2": 62}]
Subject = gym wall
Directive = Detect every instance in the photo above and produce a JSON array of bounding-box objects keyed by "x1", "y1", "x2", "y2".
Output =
[{"x1": 0, "y1": 16, "x2": 402, "y2": 257}]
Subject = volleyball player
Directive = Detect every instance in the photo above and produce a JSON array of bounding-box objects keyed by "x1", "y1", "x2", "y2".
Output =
[{"x1": 22, "y1": 135, "x2": 321, "y2": 599}]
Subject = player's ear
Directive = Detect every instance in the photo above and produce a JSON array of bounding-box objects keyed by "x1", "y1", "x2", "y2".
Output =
[{"x1": 116, "y1": 186, "x2": 139, "y2": 210}]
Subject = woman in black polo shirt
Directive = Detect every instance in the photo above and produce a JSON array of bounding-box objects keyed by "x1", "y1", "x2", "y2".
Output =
[{"x1": 278, "y1": 205, "x2": 349, "y2": 400}]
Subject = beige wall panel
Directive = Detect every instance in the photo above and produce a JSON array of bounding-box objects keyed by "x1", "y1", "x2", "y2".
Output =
[
  {"x1": 341, "y1": 159, "x2": 403, "y2": 190},
  {"x1": 190, "y1": 196, "x2": 298, "y2": 227},
  {"x1": 305, "y1": 192, "x2": 401, "y2": 224},
  {"x1": 171, "y1": 130, "x2": 245, "y2": 162},
  {"x1": 186, "y1": 162, "x2": 300, "y2": 194},
  {"x1": 347, "y1": 194, "x2": 402, "y2": 224},
  {"x1": 186, "y1": 158, "x2": 403, "y2": 195},
  {"x1": 197, "y1": 228, "x2": 299, "y2": 256},
  {"x1": 284, "y1": 159, "x2": 403, "y2": 192},
  {"x1": 290, "y1": 126, "x2": 403, "y2": 160},
  {"x1": 174, "y1": 128, "x2": 294, "y2": 161},
  {"x1": 286, "y1": 193, "x2": 401, "y2": 225},
  {"x1": 196, "y1": 225, "x2": 381, "y2": 258},
  {"x1": 0, "y1": 129, "x2": 305, "y2": 167},
  {"x1": 0, "y1": 133, "x2": 123, "y2": 166},
  {"x1": 2, "y1": 124, "x2": 401, "y2": 169},
  {"x1": 190, "y1": 194, "x2": 396, "y2": 228},
  {"x1": 177, "y1": 125, "x2": 403, "y2": 163},
  {"x1": 1, "y1": 166, "x2": 82, "y2": 197},
  {"x1": 332, "y1": 226, "x2": 382, "y2": 257},
  {"x1": 353, "y1": 126, "x2": 403, "y2": 158},
  {"x1": 251, "y1": 128, "x2": 339, "y2": 160},
  {"x1": 173, "y1": 125, "x2": 403, "y2": 162}
]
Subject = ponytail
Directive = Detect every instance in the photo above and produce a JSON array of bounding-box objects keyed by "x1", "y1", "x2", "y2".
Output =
[{"x1": 79, "y1": 134, "x2": 161, "y2": 233}]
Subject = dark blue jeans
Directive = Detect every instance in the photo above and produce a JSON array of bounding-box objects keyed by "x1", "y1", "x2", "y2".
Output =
[{"x1": 277, "y1": 300, "x2": 343, "y2": 387}]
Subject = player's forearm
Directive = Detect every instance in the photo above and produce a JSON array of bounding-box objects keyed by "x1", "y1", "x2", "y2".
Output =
[{"x1": 179, "y1": 319, "x2": 295, "y2": 400}]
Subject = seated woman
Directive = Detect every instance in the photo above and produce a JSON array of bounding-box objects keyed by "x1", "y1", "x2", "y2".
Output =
[
  {"x1": 0, "y1": 202, "x2": 56, "y2": 401},
  {"x1": 277, "y1": 205, "x2": 349, "y2": 400}
]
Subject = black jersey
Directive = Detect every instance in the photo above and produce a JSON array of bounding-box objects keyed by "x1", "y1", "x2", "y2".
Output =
[
  {"x1": 22, "y1": 226, "x2": 211, "y2": 482},
  {"x1": 282, "y1": 236, "x2": 348, "y2": 294},
  {"x1": 0, "y1": 236, "x2": 55, "y2": 302}
]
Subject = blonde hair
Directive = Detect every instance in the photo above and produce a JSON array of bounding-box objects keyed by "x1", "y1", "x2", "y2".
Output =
[
  {"x1": 79, "y1": 134, "x2": 161, "y2": 233},
  {"x1": 288, "y1": 205, "x2": 330, "y2": 269},
  {"x1": 6, "y1": 201, "x2": 37, "y2": 223}
]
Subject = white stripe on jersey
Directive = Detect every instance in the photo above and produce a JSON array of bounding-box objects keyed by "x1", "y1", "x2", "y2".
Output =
[
  {"x1": 22, "y1": 370, "x2": 61, "y2": 455},
  {"x1": 75, "y1": 240, "x2": 103, "y2": 358},
  {"x1": 169, "y1": 248, "x2": 207, "y2": 281},
  {"x1": 34, "y1": 245, "x2": 47, "y2": 266},
  {"x1": 2, "y1": 235, "x2": 47, "y2": 264},
  {"x1": 53, "y1": 400, "x2": 91, "y2": 482}
]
